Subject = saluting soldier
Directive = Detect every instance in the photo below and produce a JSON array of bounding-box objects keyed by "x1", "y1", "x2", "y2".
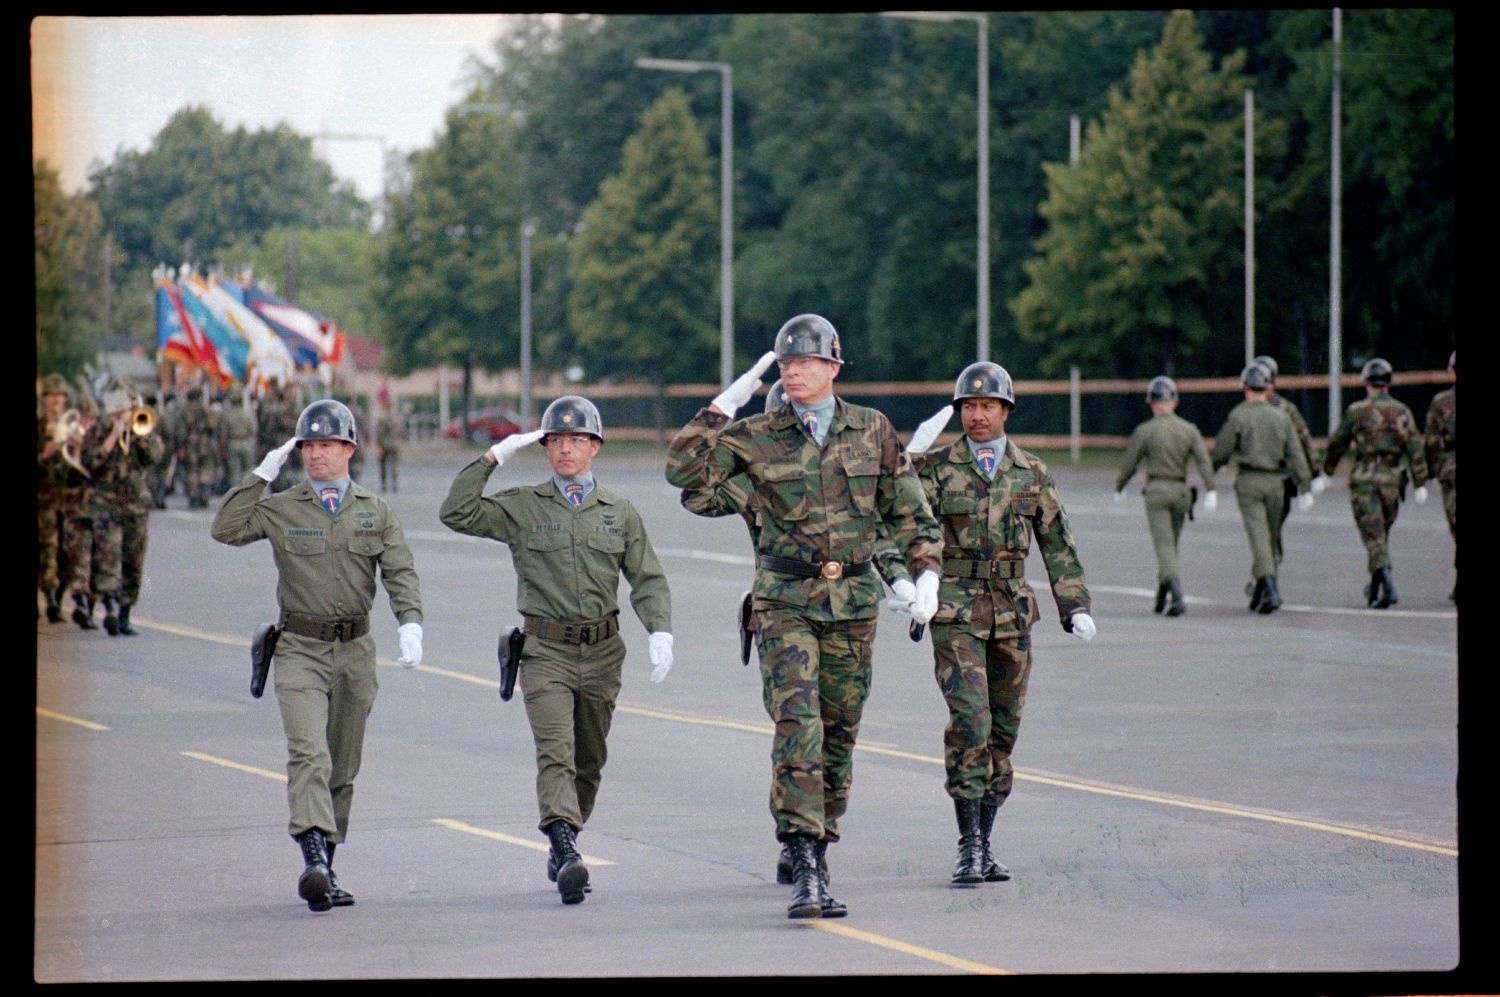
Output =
[
  {"x1": 1113, "y1": 375, "x2": 1216, "y2": 616},
  {"x1": 1424, "y1": 351, "x2": 1456, "y2": 603},
  {"x1": 665, "y1": 314, "x2": 943, "y2": 920},
  {"x1": 1210, "y1": 363, "x2": 1313, "y2": 614},
  {"x1": 439, "y1": 396, "x2": 673, "y2": 907},
  {"x1": 212, "y1": 399, "x2": 424, "y2": 913},
  {"x1": 1320, "y1": 358, "x2": 1429, "y2": 608},
  {"x1": 905, "y1": 362, "x2": 1095, "y2": 887}
]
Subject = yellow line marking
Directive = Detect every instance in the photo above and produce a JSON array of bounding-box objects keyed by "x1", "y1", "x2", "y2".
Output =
[
  {"x1": 432, "y1": 818, "x2": 615, "y2": 866},
  {"x1": 36, "y1": 707, "x2": 109, "y2": 731},
  {"x1": 809, "y1": 921, "x2": 1011, "y2": 974},
  {"x1": 617, "y1": 703, "x2": 771, "y2": 736},
  {"x1": 180, "y1": 750, "x2": 287, "y2": 783}
]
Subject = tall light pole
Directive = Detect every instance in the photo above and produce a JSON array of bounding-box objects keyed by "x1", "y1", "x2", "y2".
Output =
[
  {"x1": 883, "y1": 11, "x2": 990, "y2": 362},
  {"x1": 1328, "y1": 8, "x2": 1344, "y2": 435},
  {"x1": 1245, "y1": 88, "x2": 1256, "y2": 365},
  {"x1": 635, "y1": 56, "x2": 735, "y2": 387}
]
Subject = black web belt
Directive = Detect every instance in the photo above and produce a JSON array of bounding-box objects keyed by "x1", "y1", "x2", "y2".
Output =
[
  {"x1": 758, "y1": 554, "x2": 874, "y2": 581},
  {"x1": 280, "y1": 613, "x2": 371, "y2": 642},
  {"x1": 941, "y1": 557, "x2": 1024, "y2": 580},
  {"x1": 524, "y1": 614, "x2": 620, "y2": 645}
]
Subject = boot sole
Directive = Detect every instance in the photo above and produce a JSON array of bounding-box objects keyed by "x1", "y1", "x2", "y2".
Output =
[
  {"x1": 299, "y1": 868, "x2": 333, "y2": 912},
  {"x1": 951, "y1": 874, "x2": 984, "y2": 887},
  {"x1": 557, "y1": 862, "x2": 589, "y2": 904},
  {"x1": 787, "y1": 902, "x2": 823, "y2": 919}
]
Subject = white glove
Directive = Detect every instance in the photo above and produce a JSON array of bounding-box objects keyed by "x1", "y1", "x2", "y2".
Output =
[
  {"x1": 1112, "y1": 490, "x2": 1125, "y2": 504},
  {"x1": 881, "y1": 577, "x2": 918, "y2": 617},
  {"x1": 1414, "y1": 486, "x2": 1429, "y2": 505},
  {"x1": 711, "y1": 351, "x2": 778, "y2": 418},
  {"x1": 648, "y1": 631, "x2": 674, "y2": 684},
  {"x1": 911, "y1": 570, "x2": 939, "y2": 626},
  {"x1": 906, "y1": 405, "x2": 954, "y2": 455},
  {"x1": 1311, "y1": 474, "x2": 1330, "y2": 496},
  {"x1": 488, "y1": 429, "x2": 545, "y2": 467},
  {"x1": 253, "y1": 437, "x2": 298, "y2": 482},
  {"x1": 397, "y1": 622, "x2": 423, "y2": 669},
  {"x1": 1068, "y1": 612, "x2": 1096, "y2": 642},
  {"x1": 1296, "y1": 492, "x2": 1315, "y2": 513},
  {"x1": 1203, "y1": 490, "x2": 1218, "y2": 512}
]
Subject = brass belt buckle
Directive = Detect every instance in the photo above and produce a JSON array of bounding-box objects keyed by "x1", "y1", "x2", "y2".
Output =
[{"x1": 820, "y1": 561, "x2": 844, "y2": 580}]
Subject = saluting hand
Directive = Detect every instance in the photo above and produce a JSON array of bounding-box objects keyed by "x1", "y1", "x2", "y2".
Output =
[
  {"x1": 906, "y1": 405, "x2": 954, "y2": 455},
  {"x1": 711, "y1": 351, "x2": 778, "y2": 418},
  {"x1": 254, "y1": 437, "x2": 299, "y2": 482},
  {"x1": 488, "y1": 429, "x2": 545, "y2": 467}
]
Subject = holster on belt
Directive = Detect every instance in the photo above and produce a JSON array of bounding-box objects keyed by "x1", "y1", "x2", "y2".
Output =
[
  {"x1": 250, "y1": 623, "x2": 281, "y2": 699},
  {"x1": 737, "y1": 590, "x2": 754, "y2": 666},
  {"x1": 1188, "y1": 485, "x2": 1198, "y2": 522},
  {"x1": 498, "y1": 626, "x2": 525, "y2": 701}
]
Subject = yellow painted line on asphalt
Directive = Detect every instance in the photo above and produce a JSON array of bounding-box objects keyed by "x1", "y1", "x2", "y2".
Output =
[
  {"x1": 181, "y1": 750, "x2": 287, "y2": 782},
  {"x1": 36, "y1": 707, "x2": 109, "y2": 731},
  {"x1": 432, "y1": 818, "x2": 615, "y2": 866},
  {"x1": 808, "y1": 921, "x2": 1011, "y2": 975},
  {"x1": 617, "y1": 703, "x2": 771, "y2": 736},
  {"x1": 1090, "y1": 585, "x2": 1456, "y2": 620}
]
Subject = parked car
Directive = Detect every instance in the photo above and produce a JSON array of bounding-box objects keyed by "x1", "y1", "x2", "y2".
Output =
[{"x1": 441, "y1": 406, "x2": 524, "y2": 443}]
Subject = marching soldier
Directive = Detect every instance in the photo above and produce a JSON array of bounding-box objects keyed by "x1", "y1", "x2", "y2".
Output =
[
  {"x1": 1424, "y1": 351, "x2": 1456, "y2": 603},
  {"x1": 61, "y1": 396, "x2": 102, "y2": 629},
  {"x1": 1113, "y1": 375, "x2": 1216, "y2": 616},
  {"x1": 905, "y1": 362, "x2": 1095, "y2": 887},
  {"x1": 1253, "y1": 355, "x2": 1324, "y2": 554},
  {"x1": 84, "y1": 387, "x2": 165, "y2": 635},
  {"x1": 37, "y1": 373, "x2": 76, "y2": 621},
  {"x1": 179, "y1": 388, "x2": 217, "y2": 508},
  {"x1": 1321, "y1": 358, "x2": 1429, "y2": 608},
  {"x1": 1210, "y1": 363, "x2": 1313, "y2": 614},
  {"x1": 211, "y1": 399, "x2": 425, "y2": 912},
  {"x1": 439, "y1": 396, "x2": 673, "y2": 906},
  {"x1": 665, "y1": 314, "x2": 943, "y2": 920},
  {"x1": 218, "y1": 392, "x2": 259, "y2": 487}
]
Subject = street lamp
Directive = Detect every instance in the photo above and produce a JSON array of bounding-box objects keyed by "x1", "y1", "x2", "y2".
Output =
[
  {"x1": 883, "y1": 11, "x2": 990, "y2": 362},
  {"x1": 634, "y1": 56, "x2": 735, "y2": 388}
]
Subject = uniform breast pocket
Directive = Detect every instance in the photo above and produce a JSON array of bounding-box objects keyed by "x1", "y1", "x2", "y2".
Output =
[
  {"x1": 843, "y1": 456, "x2": 881, "y2": 516},
  {"x1": 280, "y1": 536, "x2": 327, "y2": 556},
  {"x1": 758, "y1": 461, "x2": 808, "y2": 522},
  {"x1": 526, "y1": 532, "x2": 571, "y2": 553},
  {"x1": 939, "y1": 493, "x2": 979, "y2": 548},
  {"x1": 348, "y1": 536, "x2": 386, "y2": 556},
  {"x1": 585, "y1": 532, "x2": 626, "y2": 565}
]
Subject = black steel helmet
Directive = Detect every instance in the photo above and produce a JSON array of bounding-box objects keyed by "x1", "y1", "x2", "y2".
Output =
[
  {"x1": 1240, "y1": 363, "x2": 1272, "y2": 390},
  {"x1": 764, "y1": 379, "x2": 789, "y2": 414},
  {"x1": 953, "y1": 361, "x2": 1016, "y2": 407},
  {"x1": 1146, "y1": 375, "x2": 1178, "y2": 403},
  {"x1": 296, "y1": 399, "x2": 358, "y2": 446},
  {"x1": 1251, "y1": 355, "x2": 1279, "y2": 382},
  {"x1": 774, "y1": 314, "x2": 844, "y2": 365},
  {"x1": 1361, "y1": 357, "x2": 1393, "y2": 386},
  {"x1": 541, "y1": 395, "x2": 603, "y2": 440}
]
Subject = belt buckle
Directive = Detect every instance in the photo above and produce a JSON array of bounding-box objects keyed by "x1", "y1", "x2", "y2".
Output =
[
  {"x1": 562, "y1": 624, "x2": 576, "y2": 642},
  {"x1": 333, "y1": 621, "x2": 346, "y2": 641},
  {"x1": 820, "y1": 561, "x2": 844, "y2": 580}
]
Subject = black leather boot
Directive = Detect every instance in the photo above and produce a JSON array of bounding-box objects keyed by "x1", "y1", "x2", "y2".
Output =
[
  {"x1": 776, "y1": 843, "x2": 794, "y2": 884},
  {"x1": 45, "y1": 587, "x2": 63, "y2": 623},
  {"x1": 785, "y1": 834, "x2": 825, "y2": 919},
  {"x1": 952, "y1": 798, "x2": 985, "y2": 885},
  {"x1": 72, "y1": 593, "x2": 97, "y2": 630},
  {"x1": 545, "y1": 821, "x2": 588, "y2": 904},
  {"x1": 978, "y1": 800, "x2": 1011, "y2": 881},
  {"x1": 324, "y1": 841, "x2": 355, "y2": 907},
  {"x1": 1247, "y1": 578, "x2": 1265, "y2": 612},
  {"x1": 101, "y1": 595, "x2": 120, "y2": 636},
  {"x1": 1373, "y1": 567, "x2": 1397, "y2": 608},
  {"x1": 295, "y1": 829, "x2": 333, "y2": 912},
  {"x1": 1363, "y1": 571, "x2": 1381, "y2": 607},
  {"x1": 814, "y1": 839, "x2": 846, "y2": 917},
  {"x1": 1257, "y1": 576, "x2": 1281, "y2": 614},
  {"x1": 547, "y1": 827, "x2": 592, "y2": 893},
  {"x1": 117, "y1": 603, "x2": 138, "y2": 635},
  {"x1": 1153, "y1": 580, "x2": 1168, "y2": 614},
  {"x1": 1165, "y1": 578, "x2": 1186, "y2": 617}
]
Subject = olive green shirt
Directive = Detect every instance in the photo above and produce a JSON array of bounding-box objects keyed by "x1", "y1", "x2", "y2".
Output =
[
  {"x1": 1114, "y1": 412, "x2": 1214, "y2": 493},
  {"x1": 211, "y1": 474, "x2": 423, "y2": 624},
  {"x1": 439, "y1": 457, "x2": 671, "y2": 633},
  {"x1": 1211, "y1": 400, "x2": 1312, "y2": 489}
]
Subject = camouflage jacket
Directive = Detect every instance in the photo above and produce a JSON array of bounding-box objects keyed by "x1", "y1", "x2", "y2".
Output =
[
  {"x1": 1424, "y1": 387, "x2": 1455, "y2": 486},
  {"x1": 1322, "y1": 393, "x2": 1428, "y2": 488},
  {"x1": 665, "y1": 400, "x2": 941, "y2": 622},
  {"x1": 914, "y1": 438, "x2": 1090, "y2": 637},
  {"x1": 82, "y1": 420, "x2": 164, "y2": 517},
  {"x1": 1268, "y1": 391, "x2": 1319, "y2": 475}
]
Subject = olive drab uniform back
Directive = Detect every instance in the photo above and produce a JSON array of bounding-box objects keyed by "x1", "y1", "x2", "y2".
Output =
[
  {"x1": 1114, "y1": 410, "x2": 1214, "y2": 607},
  {"x1": 1212, "y1": 399, "x2": 1311, "y2": 596}
]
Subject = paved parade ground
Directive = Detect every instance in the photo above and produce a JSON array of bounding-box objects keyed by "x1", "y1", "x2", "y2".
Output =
[{"x1": 34, "y1": 438, "x2": 1472, "y2": 985}]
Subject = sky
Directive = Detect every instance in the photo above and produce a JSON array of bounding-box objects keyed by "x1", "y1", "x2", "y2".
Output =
[{"x1": 31, "y1": 14, "x2": 520, "y2": 202}]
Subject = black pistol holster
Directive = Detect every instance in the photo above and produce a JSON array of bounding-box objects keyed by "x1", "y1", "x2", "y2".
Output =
[
  {"x1": 1188, "y1": 485, "x2": 1198, "y2": 522},
  {"x1": 498, "y1": 626, "x2": 526, "y2": 701},
  {"x1": 738, "y1": 591, "x2": 754, "y2": 666},
  {"x1": 251, "y1": 623, "x2": 281, "y2": 699}
]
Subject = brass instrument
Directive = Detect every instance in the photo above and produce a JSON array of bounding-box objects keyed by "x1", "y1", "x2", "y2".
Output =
[
  {"x1": 48, "y1": 408, "x2": 90, "y2": 478},
  {"x1": 131, "y1": 405, "x2": 157, "y2": 437}
]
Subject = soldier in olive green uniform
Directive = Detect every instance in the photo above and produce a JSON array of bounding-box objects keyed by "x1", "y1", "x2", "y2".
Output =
[
  {"x1": 1424, "y1": 351, "x2": 1456, "y2": 602},
  {"x1": 1114, "y1": 375, "x2": 1216, "y2": 617},
  {"x1": 1210, "y1": 363, "x2": 1313, "y2": 614},
  {"x1": 907, "y1": 362, "x2": 1095, "y2": 887},
  {"x1": 218, "y1": 394, "x2": 259, "y2": 486},
  {"x1": 212, "y1": 399, "x2": 424, "y2": 913},
  {"x1": 440, "y1": 396, "x2": 673, "y2": 906},
  {"x1": 1253, "y1": 355, "x2": 1322, "y2": 562},
  {"x1": 666, "y1": 315, "x2": 943, "y2": 920},
  {"x1": 1321, "y1": 358, "x2": 1430, "y2": 609},
  {"x1": 83, "y1": 388, "x2": 165, "y2": 636},
  {"x1": 37, "y1": 374, "x2": 76, "y2": 621}
]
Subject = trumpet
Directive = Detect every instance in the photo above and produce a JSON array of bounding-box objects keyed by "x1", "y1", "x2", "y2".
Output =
[
  {"x1": 130, "y1": 405, "x2": 157, "y2": 437},
  {"x1": 48, "y1": 408, "x2": 90, "y2": 478}
]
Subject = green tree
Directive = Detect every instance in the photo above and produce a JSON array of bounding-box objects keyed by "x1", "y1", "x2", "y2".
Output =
[
  {"x1": 1011, "y1": 10, "x2": 1262, "y2": 377},
  {"x1": 567, "y1": 86, "x2": 718, "y2": 424},
  {"x1": 216, "y1": 227, "x2": 380, "y2": 338},
  {"x1": 35, "y1": 162, "x2": 105, "y2": 376}
]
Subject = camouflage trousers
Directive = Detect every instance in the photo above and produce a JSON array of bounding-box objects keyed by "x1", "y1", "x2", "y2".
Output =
[
  {"x1": 1349, "y1": 480, "x2": 1403, "y2": 573},
  {"x1": 1440, "y1": 481, "x2": 1456, "y2": 558},
  {"x1": 1142, "y1": 480, "x2": 1192, "y2": 584},
  {"x1": 68, "y1": 510, "x2": 149, "y2": 601},
  {"x1": 931, "y1": 625, "x2": 1032, "y2": 803},
  {"x1": 38, "y1": 500, "x2": 66, "y2": 591},
  {"x1": 754, "y1": 606, "x2": 877, "y2": 843},
  {"x1": 63, "y1": 514, "x2": 98, "y2": 596},
  {"x1": 1234, "y1": 470, "x2": 1285, "y2": 580}
]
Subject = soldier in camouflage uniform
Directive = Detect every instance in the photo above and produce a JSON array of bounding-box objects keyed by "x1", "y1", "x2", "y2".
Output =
[
  {"x1": 665, "y1": 315, "x2": 943, "y2": 920},
  {"x1": 907, "y1": 362, "x2": 1095, "y2": 887},
  {"x1": 1253, "y1": 356, "x2": 1322, "y2": 566},
  {"x1": 1321, "y1": 358, "x2": 1429, "y2": 609},
  {"x1": 179, "y1": 388, "x2": 219, "y2": 508},
  {"x1": 258, "y1": 384, "x2": 303, "y2": 493},
  {"x1": 83, "y1": 388, "x2": 165, "y2": 635},
  {"x1": 441, "y1": 396, "x2": 672, "y2": 906},
  {"x1": 1211, "y1": 363, "x2": 1313, "y2": 614},
  {"x1": 1424, "y1": 352, "x2": 1456, "y2": 603},
  {"x1": 1114, "y1": 375, "x2": 1216, "y2": 617},
  {"x1": 61, "y1": 396, "x2": 102, "y2": 629},
  {"x1": 37, "y1": 373, "x2": 76, "y2": 621}
]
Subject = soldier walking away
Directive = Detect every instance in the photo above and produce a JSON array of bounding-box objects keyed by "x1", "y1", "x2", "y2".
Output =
[
  {"x1": 1210, "y1": 363, "x2": 1313, "y2": 614},
  {"x1": 1252, "y1": 355, "x2": 1323, "y2": 564},
  {"x1": 1113, "y1": 376, "x2": 1216, "y2": 616},
  {"x1": 905, "y1": 362, "x2": 1095, "y2": 887},
  {"x1": 212, "y1": 399, "x2": 424, "y2": 912},
  {"x1": 665, "y1": 314, "x2": 942, "y2": 919},
  {"x1": 1424, "y1": 351, "x2": 1456, "y2": 603},
  {"x1": 440, "y1": 396, "x2": 673, "y2": 906},
  {"x1": 1319, "y1": 358, "x2": 1430, "y2": 608}
]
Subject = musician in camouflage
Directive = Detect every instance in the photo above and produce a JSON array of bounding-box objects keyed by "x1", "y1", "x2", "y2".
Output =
[
  {"x1": 37, "y1": 373, "x2": 75, "y2": 621},
  {"x1": 83, "y1": 387, "x2": 165, "y2": 635}
]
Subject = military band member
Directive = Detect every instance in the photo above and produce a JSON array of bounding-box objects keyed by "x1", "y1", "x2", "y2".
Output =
[
  {"x1": 212, "y1": 399, "x2": 424, "y2": 912},
  {"x1": 1424, "y1": 351, "x2": 1456, "y2": 603},
  {"x1": 61, "y1": 396, "x2": 102, "y2": 629},
  {"x1": 1113, "y1": 375, "x2": 1216, "y2": 617},
  {"x1": 906, "y1": 362, "x2": 1095, "y2": 886},
  {"x1": 37, "y1": 373, "x2": 76, "y2": 622},
  {"x1": 84, "y1": 387, "x2": 165, "y2": 635},
  {"x1": 440, "y1": 396, "x2": 673, "y2": 906},
  {"x1": 665, "y1": 314, "x2": 943, "y2": 920}
]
